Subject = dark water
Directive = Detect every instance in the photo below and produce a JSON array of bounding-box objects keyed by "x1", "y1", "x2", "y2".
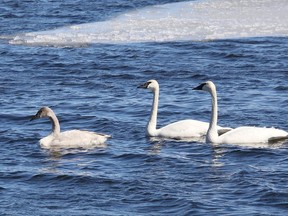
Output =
[{"x1": 1, "y1": 0, "x2": 288, "y2": 215}]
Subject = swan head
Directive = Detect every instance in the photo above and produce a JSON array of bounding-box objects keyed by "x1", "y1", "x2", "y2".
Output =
[
  {"x1": 30, "y1": 106, "x2": 54, "y2": 121},
  {"x1": 138, "y1": 79, "x2": 159, "y2": 92},
  {"x1": 193, "y1": 80, "x2": 216, "y2": 94}
]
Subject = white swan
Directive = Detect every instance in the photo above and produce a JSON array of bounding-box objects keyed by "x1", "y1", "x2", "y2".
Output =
[
  {"x1": 138, "y1": 79, "x2": 231, "y2": 140},
  {"x1": 30, "y1": 107, "x2": 111, "y2": 149},
  {"x1": 193, "y1": 81, "x2": 288, "y2": 144}
]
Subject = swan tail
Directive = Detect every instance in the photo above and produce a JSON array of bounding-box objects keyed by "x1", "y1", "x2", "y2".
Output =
[
  {"x1": 268, "y1": 135, "x2": 288, "y2": 144},
  {"x1": 98, "y1": 133, "x2": 112, "y2": 138}
]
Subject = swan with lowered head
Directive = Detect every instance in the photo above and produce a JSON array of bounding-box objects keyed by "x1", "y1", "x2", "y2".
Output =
[
  {"x1": 193, "y1": 81, "x2": 288, "y2": 144},
  {"x1": 138, "y1": 79, "x2": 231, "y2": 140},
  {"x1": 30, "y1": 107, "x2": 111, "y2": 149}
]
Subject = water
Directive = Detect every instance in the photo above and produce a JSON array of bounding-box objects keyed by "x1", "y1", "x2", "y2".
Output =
[{"x1": 0, "y1": 0, "x2": 288, "y2": 215}]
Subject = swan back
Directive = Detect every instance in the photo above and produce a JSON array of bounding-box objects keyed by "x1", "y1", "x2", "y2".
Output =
[
  {"x1": 218, "y1": 127, "x2": 288, "y2": 144},
  {"x1": 40, "y1": 130, "x2": 111, "y2": 149}
]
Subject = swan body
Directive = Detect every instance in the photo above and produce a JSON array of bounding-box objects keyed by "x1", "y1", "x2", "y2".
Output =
[
  {"x1": 138, "y1": 79, "x2": 231, "y2": 140},
  {"x1": 193, "y1": 81, "x2": 288, "y2": 144},
  {"x1": 148, "y1": 119, "x2": 210, "y2": 139},
  {"x1": 213, "y1": 126, "x2": 288, "y2": 144},
  {"x1": 31, "y1": 107, "x2": 111, "y2": 149}
]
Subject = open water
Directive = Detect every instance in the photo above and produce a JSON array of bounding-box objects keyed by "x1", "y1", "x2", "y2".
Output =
[{"x1": 0, "y1": 0, "x2": 288, "y2": 215}]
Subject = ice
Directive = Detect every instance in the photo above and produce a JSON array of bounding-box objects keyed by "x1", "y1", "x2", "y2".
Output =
[{"x1": 9, "y1": 0, "x2": 288, "y2": 45}]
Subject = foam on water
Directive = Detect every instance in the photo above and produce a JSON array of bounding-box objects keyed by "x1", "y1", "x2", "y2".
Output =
[{"x1": 8, "y1": 0, "x2": 288, "y2": 45}]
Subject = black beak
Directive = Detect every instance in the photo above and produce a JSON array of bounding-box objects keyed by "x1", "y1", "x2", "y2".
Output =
[
  {"x1": 137, "y1": 82, "x2": 149, "y2": 89},
  {"x1": 193, "y1": 83, "x2": 205, "y2": 90},
  {"x1": 30, "y1": 115, "x2": 38, "y2": 121},
  {"x1": 30, "y1": 110, "x2": 41, "y2": 121}
]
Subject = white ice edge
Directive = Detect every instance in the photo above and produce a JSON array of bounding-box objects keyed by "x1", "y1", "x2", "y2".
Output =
[{"x1": 8, "y1": 0, "x2": 288, "y2": 45}]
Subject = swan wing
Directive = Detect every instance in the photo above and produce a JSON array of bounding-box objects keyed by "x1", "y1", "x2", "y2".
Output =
[
  {"x1": 41, "y1": 130, "x2": 110, "y2": 149},
  {"x1": 157, "y1": 119, "x2": 231, "y2": 140},
  {"x1": 157, "y1": 119, "x2": 209, "y2": 139},
  {"x1": 219, "y1": 126, "x2": 288, "y2": 144}
]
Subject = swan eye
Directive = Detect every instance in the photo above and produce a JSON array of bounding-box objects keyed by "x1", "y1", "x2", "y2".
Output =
[
  {"x1": 138, "y1": 81, "x2": 151, "y2": 89},
  {"x1": 37, "y1": 108, "x2": 47, "y2": 117}
]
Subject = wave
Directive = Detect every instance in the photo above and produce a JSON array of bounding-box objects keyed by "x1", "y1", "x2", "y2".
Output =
[{"x1": 8, "y1": 0, "x2": 288, "y2": 45}]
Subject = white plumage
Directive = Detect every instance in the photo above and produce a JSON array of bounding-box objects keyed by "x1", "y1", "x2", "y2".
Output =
[
  {"x1": 193, "y1": 81, "x2": 288, "y2": 144},
  {"x1": 138, "y1": 79, "x2": 231, "y2": 140},
  {"x1": 31, "y1": 107, "x2": 111, "y2": 149}
]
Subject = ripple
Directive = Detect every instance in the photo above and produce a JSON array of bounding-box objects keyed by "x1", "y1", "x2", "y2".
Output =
[
  {"x1": 274, "y1": 85, "x2": 288, "y2": 91},
  {"x1": 258, "y1": 190, "x2": 288, "y2": 208},
  {"x1": 1, "y1": 2, "x2": 288, "y2": 214}
]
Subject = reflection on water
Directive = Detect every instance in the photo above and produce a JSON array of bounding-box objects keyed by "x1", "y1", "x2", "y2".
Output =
[
  {"x1": 211, "y1": 146, "x2": 226, "y2": 168},
  {"x1": 39, "y1": 147, "x2": 107, "y2": 178}
]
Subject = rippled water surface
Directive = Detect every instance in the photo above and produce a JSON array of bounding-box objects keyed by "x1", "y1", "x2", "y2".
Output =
[{"x1": 0, "y1": 0, "x2": 288, "y2": 215}]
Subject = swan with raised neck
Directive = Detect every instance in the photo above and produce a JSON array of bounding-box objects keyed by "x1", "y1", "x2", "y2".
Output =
[
  {"x1": 30, "y1": 106, "x2": 111, "y2": 149},
  {"x1": 193, "y1": 81, "x2": 288, "y2": 144},
  {"x1": 138, "y1": 79, "x2": 231, "y2": 140}
]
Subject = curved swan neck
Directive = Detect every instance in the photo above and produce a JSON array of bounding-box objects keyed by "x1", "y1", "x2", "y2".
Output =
[
  {"x1": 207, "y1": 86, "x2": 219, "y2": 143},
  {"x1": 147, "y1": 87, "x2": 159, "y2": 135},
  {"x1": 48, "y1": 112, "x2": 61, "y2": 135}
]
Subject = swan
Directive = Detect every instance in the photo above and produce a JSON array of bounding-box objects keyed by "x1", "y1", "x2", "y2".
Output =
[
  {"x1": 30, "y1": 107, "x2": 111, "y2": 149},
  {"x1": 193, "y1": 81, "x2": 288, "y2": 144},
  {"x1": 138, "y1": 79, "x2": 231, "y2": 140}
]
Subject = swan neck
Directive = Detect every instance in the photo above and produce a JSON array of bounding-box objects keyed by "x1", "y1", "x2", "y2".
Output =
[
  {"x1": 49, "y1": 113, "x2": 60, "y2": 135},
  {"x1": 207, "y1": 88, "x2": 219, "y2": 143},
  {"x1": 147, "y1": 88, "x2": 159, "y2": 136}
]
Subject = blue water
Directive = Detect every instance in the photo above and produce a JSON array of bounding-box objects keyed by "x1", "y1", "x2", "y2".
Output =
[{"x1": 1, "y1": 0, "x2": 288, "y2": 215}]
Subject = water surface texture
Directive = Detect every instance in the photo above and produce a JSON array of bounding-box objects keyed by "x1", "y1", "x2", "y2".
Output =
[{"x1": 0, "y1": 0, "x2": 288, "y2": 215}]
